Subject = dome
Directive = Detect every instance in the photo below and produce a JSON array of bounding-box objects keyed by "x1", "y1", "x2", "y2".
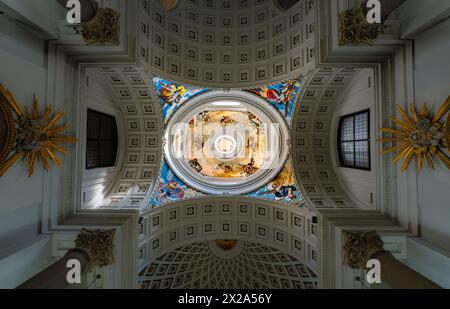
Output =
[{"x1": 163, "y1": 90, "x2": 290, "y2": 195}]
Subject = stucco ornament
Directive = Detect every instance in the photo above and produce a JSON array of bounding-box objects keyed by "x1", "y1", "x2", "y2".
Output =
[
  {"x1": 81, "y1": 6, "x2": 120, "y2": 45},
  {"x1": 74, "y1": 229, "x2": 116, "y2": 268},
  {"x1": 342, "y1": 230, "x2": 384, "y2": 269},
  {"x1": 338, "y1": 7, "x2": 380, "y2": 45}
]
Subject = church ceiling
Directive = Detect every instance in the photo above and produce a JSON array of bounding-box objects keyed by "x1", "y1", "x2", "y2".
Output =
[{"x1": 139, "y1": 241, "x2": 318, "y2": 289}]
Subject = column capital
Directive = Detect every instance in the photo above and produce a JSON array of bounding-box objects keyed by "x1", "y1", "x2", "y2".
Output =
[
  {"x1": 73, "y1": 228, "x2": 116, "y2": 268},
  {"x1": 338, "y1": 7, "x2": 380, "y2": 46},
  {"x1": 342, "y1": 230, "x2": 384, "y2": 269}
]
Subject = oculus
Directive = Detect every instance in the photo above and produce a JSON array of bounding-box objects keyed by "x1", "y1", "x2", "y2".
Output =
[{"x1": 164, "y1": 91, "x2": 290, "y2": 195}]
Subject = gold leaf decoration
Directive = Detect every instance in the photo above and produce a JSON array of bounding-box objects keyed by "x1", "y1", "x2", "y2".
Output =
[
  {"x1": 0, "y1": 84, "x2": 77, "y2": 177},
  {"x1": 214, "y1": 240, "x2": 238, "y2": 251},
  {"x1": 338, "y1": 7, "x2": 380, "y2": 46},
  {"x1": 446, "y1": 111, "x2": 450, "y2": 153},
  {"x1": 379, "y1": 96, "x2": 450, "y2": 174}
]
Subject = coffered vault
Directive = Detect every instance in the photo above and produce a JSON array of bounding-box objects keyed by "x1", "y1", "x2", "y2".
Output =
[
  {"x1": 139, "y1": 0, "x2": 316, "y2": 88},
  {"x1": 139, "y1": 241, "x2": 318, "y2": 289}
]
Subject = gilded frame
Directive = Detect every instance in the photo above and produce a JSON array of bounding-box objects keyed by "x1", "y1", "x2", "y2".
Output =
[
  {"x1": 446, "y1": 112, "x2": 450, "y2": 153},
  {"x1": 0, "y1": 90, "x2": 16, "y2": 166}
]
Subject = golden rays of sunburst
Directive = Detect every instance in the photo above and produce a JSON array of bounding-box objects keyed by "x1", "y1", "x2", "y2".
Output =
[
  {"x1": 0, "y1": 84, "x2": 77, "y2": 177},
  {"x1": 379, "y1": 96, "x2": 450, "y2": 175}
]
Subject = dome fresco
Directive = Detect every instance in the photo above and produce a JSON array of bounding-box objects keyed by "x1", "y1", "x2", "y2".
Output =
[{"x1": 149, "y1": 77, "x2": 305, "y2": 207}]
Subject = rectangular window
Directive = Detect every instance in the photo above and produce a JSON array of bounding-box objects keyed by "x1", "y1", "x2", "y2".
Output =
[
  {"x1": 86, "y1": 109, "x2": 118, "y2": 169},
  {"x1": 338, "y1": 110, "x2": 370, "y2": 170}
]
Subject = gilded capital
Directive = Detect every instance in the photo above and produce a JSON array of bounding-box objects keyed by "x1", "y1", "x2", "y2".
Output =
[
  {"x1": 342, "y1": 230, "x2": 384, "y2": 269},
  {"x1": 81, "y1": 7, "x2": 120, "y2": 45},
  {"x1": 445, "y1": 112, "x2": 450, "y2": 152},
  {"x1": 338, "y1": 8, "x2": 380, "y2": 46},
  {"x1": 74, "y1": 228, "x2": 116, "y2": 268}
]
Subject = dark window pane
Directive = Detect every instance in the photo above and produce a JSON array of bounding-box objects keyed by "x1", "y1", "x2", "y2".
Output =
[
  {"x1": 87, "y1": 110, "x2": 100, "y2": 139},
  {"x1": 355, "y1": 141, "x2": 369, "y2": 169},
  {"x1": 100, "y1": 115, "x2": 117, "y2": 140},
  {"x1": 86, "y1": 110, "x2": 118, "y2": 169},
  {"x1": 340, "y1": 142, "x2": 355, "y2": 166},
  {"x1": 355, "y1": 112, "x2": 368, "y2": 140},
  {"x1": 99, "y1": 141, "x2": 117, "y2": 166},
  {"x1": 86, "y1": 140, "x2": 100, "y2": 169},
  {"x1": 340, "y1": 116, "x2": 354, "y2": 142},
  {"x1": 338, "y1": 110, "x2": 370, "y2": 170}
]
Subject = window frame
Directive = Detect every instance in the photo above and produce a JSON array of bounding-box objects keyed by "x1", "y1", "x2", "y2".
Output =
[
  {"x1": 86, "y1": 109, "x2": 118, "y2": 170},
  {"x1": 337, "y1": 109, "x2": 371, "y2": 171}
]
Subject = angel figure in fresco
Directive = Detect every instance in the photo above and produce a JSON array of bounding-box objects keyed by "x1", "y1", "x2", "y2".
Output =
[
  {"x1": 218, "y1": 163, "x2": 233, "y2": 174},
  {"x1": 159, "y1": 82, "x2": 186, "y2": 106},
  {"x1": 247, "y1": 112, "x2": 261, "y2": 125},
  {"x1": 159, "y1": 180, "x2": 185, "y2": 199},
  {"x1": 220, "y1": 115, "x2": 235, "y2": 126},
  {"x1": 250, "y1": 80, "x2": 299, "y2": 117},
  {"x1": 258, "y1": 183, "x2": 298, "y2": 201},
  {"x1": 201, "y1": 111, "x2": 211, "y2": 123},
  {"x1": 189, "y1": 159, "x2": 203, "y2": 173},
  {"x1": 240, "y1": 158, "x2": 257, "y2": 176}
]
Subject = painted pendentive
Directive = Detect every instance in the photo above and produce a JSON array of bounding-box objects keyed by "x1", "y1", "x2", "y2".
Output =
[
  {"x1": 247, "y1": 77, "x2": 305, "y2": 126},
  {"x1": 152, "y1": 77, "x2": 209, "y2": 125}
]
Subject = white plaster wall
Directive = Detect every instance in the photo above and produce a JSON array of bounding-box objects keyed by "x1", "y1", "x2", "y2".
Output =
[
  {"x1": 0, "y1": 0, "x2": 65, "y2": 39},
  {"x1": 403, "y1": 237, "x2": 450, "y2": 288},
  {"x1": 0, "y1": 12, "x2": 57, "y2": 285},
  {"x1": 330, "y1": 69, "x2": 377, "y2": 210},
  {"x1": 0, "y1": 236, "x2": 59, "y2": 288},
  {"x1": 412, "y1": 18, "x2": 450, "y2": 251}
]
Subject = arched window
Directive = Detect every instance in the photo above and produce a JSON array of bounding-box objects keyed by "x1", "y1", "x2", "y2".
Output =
[
  {"x1": 86, "y1": 109, "x2": 118, "y2": 169},
  {"x1": 338, "y1": 110, "x2": 370, "y2": 170}
]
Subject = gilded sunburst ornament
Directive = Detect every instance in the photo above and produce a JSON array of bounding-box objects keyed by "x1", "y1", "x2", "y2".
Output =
[
  {"x1": 379, "y1": 96, "x2": 450, "y2": 174},
  {"x1": 0, "y1": 84, "x2": 77, "y2": 177}
]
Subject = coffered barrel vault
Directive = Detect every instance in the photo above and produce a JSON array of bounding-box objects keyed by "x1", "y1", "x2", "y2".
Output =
[
  {"x1": 139, "y1": 197, "x2": 319, "y2": 276},
  {"x1": 139, "y1": 0, "x2": 316, "y2": 88},
  {"x1": 139, "y1": 241, "x2": 318, "y2": 289}
]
